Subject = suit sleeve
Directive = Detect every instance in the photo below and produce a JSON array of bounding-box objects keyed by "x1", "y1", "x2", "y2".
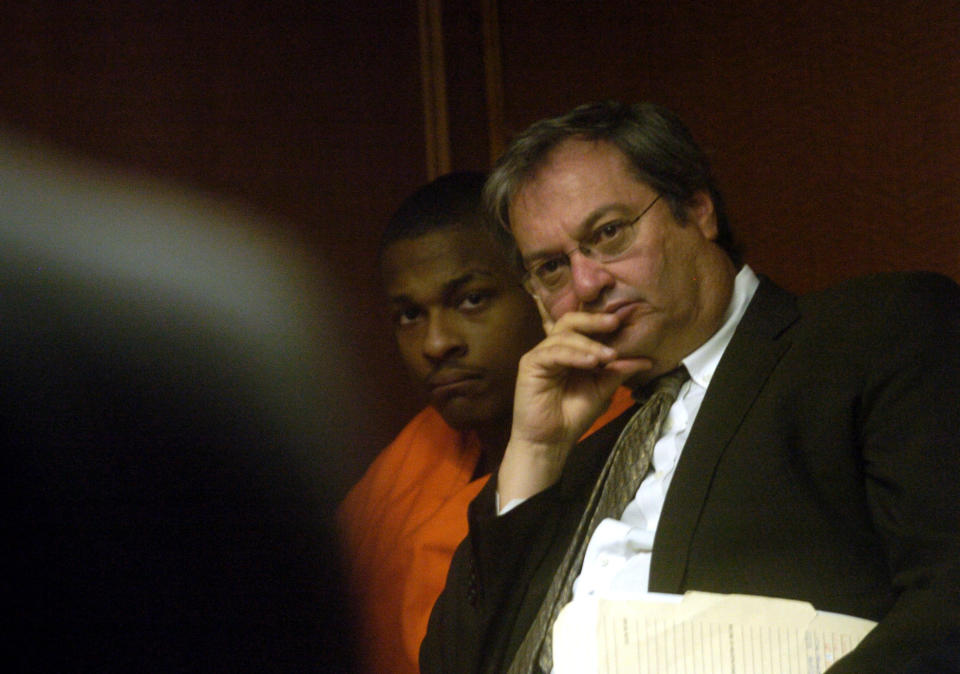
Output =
[
  {"x1": 420, "y1": 412, "x2": 630, "y2": 674},
  {"x1": 829, "y1": 273, "x2": 960, "y2": 672},
  {"x1": 419, "y1": 476, "x2": 566, "y2": 674}
]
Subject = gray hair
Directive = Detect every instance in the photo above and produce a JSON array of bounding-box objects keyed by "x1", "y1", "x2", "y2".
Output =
[{"x1": 484, "y1": 101, "x2": 740, "y2": 267}]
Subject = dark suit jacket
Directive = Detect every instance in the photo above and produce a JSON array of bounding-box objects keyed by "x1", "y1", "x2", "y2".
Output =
[{"x1": 421, "y1": 272, "x2": 960, "y2": 674}]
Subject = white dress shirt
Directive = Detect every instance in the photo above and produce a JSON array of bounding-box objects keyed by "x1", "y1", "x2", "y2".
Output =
[{"x1": 572, "y1": 265, "x2": 760, "y2": 599}]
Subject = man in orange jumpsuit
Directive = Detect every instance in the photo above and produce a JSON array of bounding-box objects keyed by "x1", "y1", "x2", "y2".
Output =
[{"x1": 337, "y1": 172, "x2": 632, "y2": 674}]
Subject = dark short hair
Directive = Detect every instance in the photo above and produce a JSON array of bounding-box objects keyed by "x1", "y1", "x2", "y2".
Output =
[
  {"x1": 380, "y1": 171, "x2": 507, "y2": 253},
  {"x1": 484, "y1": 101, "x2": 741, "y2": 267}
]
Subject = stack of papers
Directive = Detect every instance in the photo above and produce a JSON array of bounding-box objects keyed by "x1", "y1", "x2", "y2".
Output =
[{"x1": 553, "y1": 591, "x2": 877, "y2": 673}]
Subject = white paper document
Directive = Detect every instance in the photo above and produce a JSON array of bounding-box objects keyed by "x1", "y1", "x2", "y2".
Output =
[{"x1": 553, "y1": 591, "x2": 877, "y2": 674}]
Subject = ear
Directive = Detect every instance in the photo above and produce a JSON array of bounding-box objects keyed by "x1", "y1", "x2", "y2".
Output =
[{"x1": 688, "y1": 191, "x2": 718, "y2": 241}]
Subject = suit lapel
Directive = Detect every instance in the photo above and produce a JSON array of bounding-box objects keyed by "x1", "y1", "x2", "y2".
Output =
[{"x1": 649, "y1": 277, "x2": 799, "y2": 591}]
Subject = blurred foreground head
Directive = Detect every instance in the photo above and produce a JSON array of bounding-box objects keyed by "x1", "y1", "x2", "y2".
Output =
[{"x1": 1, "y1": 129, "x2": 362, "y2": 672}]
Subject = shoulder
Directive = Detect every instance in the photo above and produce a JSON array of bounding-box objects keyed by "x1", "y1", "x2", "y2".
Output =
[
  {"x1": 367, "y1": 407, "x2": 461, "y2": 472},
  {"x1": 358, "y1": 406, "x2": 463, "y2": 476},
  {"x1": 390, "y1": 406, "x2": 462, "y2": 451},
  {"x1": 734, "y1": 272, "x2": 960, "y2": 382},
  {"x1": 800, "y1": 272, "x2": 959, "y2": 316},
  {"x1": 763, "y1": 272, "x2": 960, "y2": 384},
  {"x1": 338, "y1": 407, "x2": 465, "y2": 521},
  {"x1": 795, "y1": 272, "x2": 959, "y2": 345}
]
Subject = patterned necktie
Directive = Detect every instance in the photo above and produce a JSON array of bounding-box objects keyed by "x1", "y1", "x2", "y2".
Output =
[{"x1": 506, "y1": 367, "x2": 690, "y2": 674}]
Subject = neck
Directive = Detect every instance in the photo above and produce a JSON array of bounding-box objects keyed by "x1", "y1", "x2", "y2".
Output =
[
  {"x1": 692, "y1": 255, "x2": 738, "y2": 352},
  {"x1": 629, "y1": 254, "x2": 738, "y2": 387},
  {"x1": 473, "y1": 419, "x2": 510, "y2": 478}
]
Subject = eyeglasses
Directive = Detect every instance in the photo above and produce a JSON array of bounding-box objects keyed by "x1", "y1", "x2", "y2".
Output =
[{"x1": 521, "y1": 194, "x2": 661, "y2": 303}]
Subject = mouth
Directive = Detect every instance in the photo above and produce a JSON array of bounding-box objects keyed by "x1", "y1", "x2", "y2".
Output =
[
  {"x1": 596, "y1": 299, "x2": 648, "y2": 323},
  {"x1": 427, "y1": 370, "x2": 484, "y2": 398},
  {"x1": 608, "y1": 301, "x2": 639, "y2": 322},
  {"x1": 591, "y1": 300, "x2": 651, "y2": 344}
]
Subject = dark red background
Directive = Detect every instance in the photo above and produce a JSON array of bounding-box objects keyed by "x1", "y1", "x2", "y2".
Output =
[{"x1": 3, "y1": 1, "x2": 957, "y2": 485}]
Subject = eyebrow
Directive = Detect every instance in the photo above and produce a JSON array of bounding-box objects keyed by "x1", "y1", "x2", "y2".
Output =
[
  {"x1": 387, "y1": 269, "x2": 499, "y2": 304},
  {"x1": 520, "y1": 202, "x2": 634, "y2": 266},
  {"x1": 443, "y1": 270, "x2": 498, "y2": 294}
]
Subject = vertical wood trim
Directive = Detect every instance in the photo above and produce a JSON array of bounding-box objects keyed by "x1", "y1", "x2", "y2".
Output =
[
  {"x1": 418, "y1": 0, "x2": 450, "y2": 179},
  {"x1": 481, "y1": 0, "x2": 505, "y2": 165}
]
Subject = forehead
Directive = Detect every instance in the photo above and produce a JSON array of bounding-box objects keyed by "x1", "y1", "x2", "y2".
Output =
[
  {"x1": 380, "y1": 227, "x2": 512, "y2": 296},
  {"x1": 508, "y1": 139, "x2": 651, "y2": 249}
]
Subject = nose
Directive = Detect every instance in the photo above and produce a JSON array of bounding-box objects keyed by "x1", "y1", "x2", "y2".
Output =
[
  {"x1": 568, "y1": 251, "x2": 615, "y2": 307},
  {"x1": 422, "y1": 310, "x2": 467, "y2": 362}
]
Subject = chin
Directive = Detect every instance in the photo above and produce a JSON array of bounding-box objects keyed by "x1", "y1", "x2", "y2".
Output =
[
  {"x1": 436, "y1": 399, "x2": 490, "y2": 430},
  {"x1": 608, "y1": 312, "x2": 665, "y2": 355},
  {"x1": 605, "y1": 327, "x2": 653, "y2": 358}
]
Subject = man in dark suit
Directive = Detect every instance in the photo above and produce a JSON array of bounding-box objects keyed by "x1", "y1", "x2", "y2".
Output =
[{"x1": 420, "y1": 101, "x2": 960, "y2": 673}]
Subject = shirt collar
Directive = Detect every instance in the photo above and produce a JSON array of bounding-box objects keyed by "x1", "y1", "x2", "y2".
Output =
[{"x1": 681, "y1": 265, "x2": 760, "y2": 390}]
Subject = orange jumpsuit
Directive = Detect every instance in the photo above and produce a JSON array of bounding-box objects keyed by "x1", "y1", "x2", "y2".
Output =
[{"x1": 337, "y1": 387, "x2": 635, "y2": 674}]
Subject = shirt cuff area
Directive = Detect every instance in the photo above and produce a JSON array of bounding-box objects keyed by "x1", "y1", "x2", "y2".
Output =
[{"x1": 495, "y1": 491, "x2": 528, "y2": 515}]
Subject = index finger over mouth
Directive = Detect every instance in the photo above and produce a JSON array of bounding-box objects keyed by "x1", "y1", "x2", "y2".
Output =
[
  {"x1": 534, "y1": 294, "x2": 555, "y2": 332},
  {"x1": 551, "y1": 305, "x2": 623, "y2": 336}
]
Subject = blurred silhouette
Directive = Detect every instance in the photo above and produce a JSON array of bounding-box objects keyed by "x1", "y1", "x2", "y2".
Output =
[{"x1": 2, "y1": 128, "x2": 362, "y2": 672}]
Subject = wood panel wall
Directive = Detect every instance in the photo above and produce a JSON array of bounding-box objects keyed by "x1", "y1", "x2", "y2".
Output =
[
  {"x1": 3, "y1": 1, "x2": 957, "y2": 480},
  {"x1": 467, "y1": 0, "x2": 960, "y2": 293},
  {"x1": 0, "y1": 0, "x2": 429, "y2": 483}
]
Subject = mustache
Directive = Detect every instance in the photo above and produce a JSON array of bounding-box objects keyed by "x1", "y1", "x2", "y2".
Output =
[
  {"x1": 424, "y1": 365, "x2": 484, "y2": 390},
  {"x1": 580, "y1": 292, "x2": 646, "y2": 314}
]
